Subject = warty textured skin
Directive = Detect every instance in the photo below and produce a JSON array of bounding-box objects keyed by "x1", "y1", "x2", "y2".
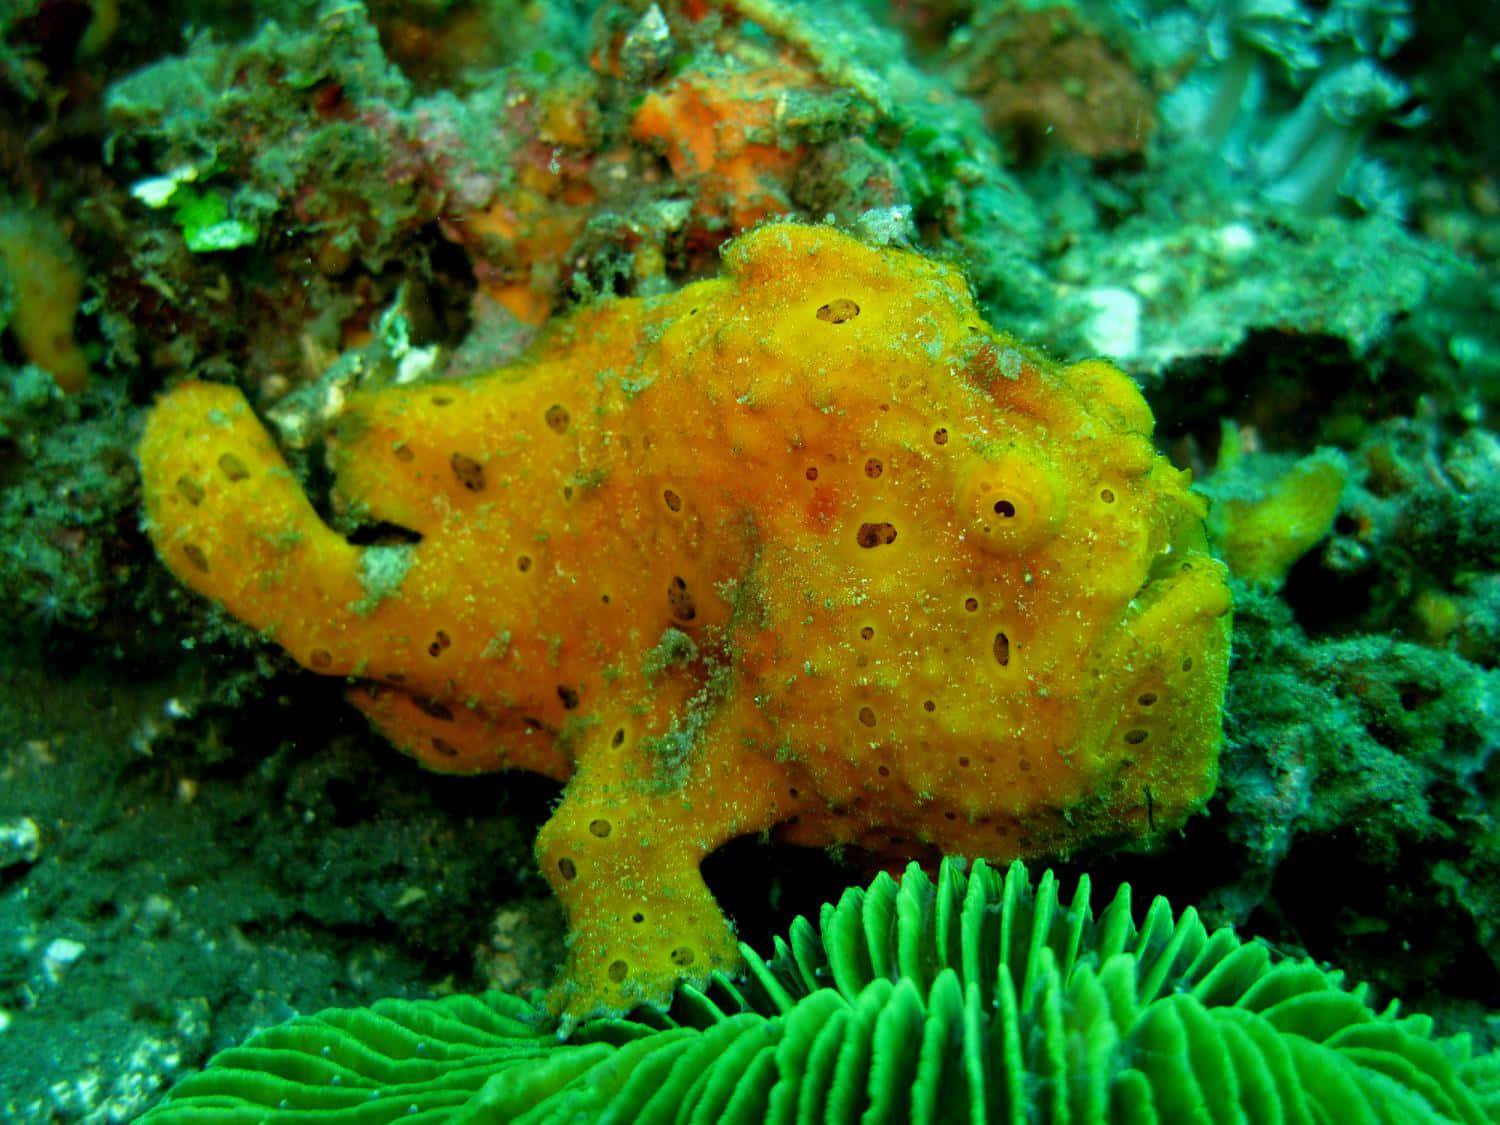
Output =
[{"x1": 138, "y1": 223, "x2": 1231, "y2": 1020}]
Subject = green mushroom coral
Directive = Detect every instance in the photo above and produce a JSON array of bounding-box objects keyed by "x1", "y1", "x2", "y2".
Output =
[{"x1": 140, "y1": 858, "x2": 1500, "y2": 1124}]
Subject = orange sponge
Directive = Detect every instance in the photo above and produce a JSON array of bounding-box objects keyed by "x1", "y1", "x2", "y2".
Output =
[
  {"x1": 139, "y1": 223, "x2": 1231, "y2": 1020},
  {"x1": 0, "y1": 207, "x2": 90, "y2": 394},
  {"x1": 630, "y1": 59, "x2": 812, "y2": 227}
]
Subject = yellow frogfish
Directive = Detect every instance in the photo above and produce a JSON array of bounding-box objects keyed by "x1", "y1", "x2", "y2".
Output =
[{"x1": 138, "y1": 223, "x2": 1231, "y2": 1020}]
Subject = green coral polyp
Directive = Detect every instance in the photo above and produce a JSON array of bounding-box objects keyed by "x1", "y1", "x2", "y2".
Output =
[{"x1": 140, "y1": 858, "x2": 1500, "y2": 1123}]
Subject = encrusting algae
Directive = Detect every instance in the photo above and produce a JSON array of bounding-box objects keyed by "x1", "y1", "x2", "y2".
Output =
[{"x1": 138, "y1": 223, "x2": 1232, "y2": 1021}]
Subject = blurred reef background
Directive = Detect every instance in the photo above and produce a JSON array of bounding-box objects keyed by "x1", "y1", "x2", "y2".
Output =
[{"x1": 1, "y1": 0, "x2": 1498, "y2": 1119}]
